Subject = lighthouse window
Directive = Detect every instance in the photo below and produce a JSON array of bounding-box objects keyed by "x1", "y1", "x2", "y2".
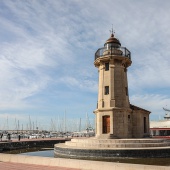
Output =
[
  {"x1": 125, "y1": 87, "x2": 128, "y2": 96},
  {"x1": 105, "y1": 63, "x2": 109, "y2": 71},
  {"x1": 144, "y1": 117, "x2": 147, "y2": 133},
  {"x1": 105, "y1": 86, "x2": 109, "y2": 95}
]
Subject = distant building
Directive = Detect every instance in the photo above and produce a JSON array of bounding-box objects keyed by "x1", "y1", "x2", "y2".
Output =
[{"x1": 150, "y1": 108, "x2": 170, "y2": 138}]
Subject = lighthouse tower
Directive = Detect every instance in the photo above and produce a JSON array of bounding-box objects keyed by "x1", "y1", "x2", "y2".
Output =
[{"x1": 94, "y1": 32, "x2": 150, "y2": 139}]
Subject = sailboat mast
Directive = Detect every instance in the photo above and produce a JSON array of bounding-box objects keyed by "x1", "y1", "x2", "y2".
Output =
[
  {"x1": 29, "y1": 115, "x2": 32, "y2": 132},
  {"x1": 86, "y1": 113, "x2": 89, "y2": 129},
  {"x1": 79, "y1": 118, "x2": 81, "y2": 132},
  {"x1": 18, "y1": 120, "x2": 20, "y2": 133},
  {"x1": 64, "y1": 110, "x2": 66, "y2": 133}
]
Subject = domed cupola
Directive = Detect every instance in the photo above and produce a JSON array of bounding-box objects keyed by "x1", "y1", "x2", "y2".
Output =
[{"x1": 104, "y1": 33, "x2": 121, "y2": 49}]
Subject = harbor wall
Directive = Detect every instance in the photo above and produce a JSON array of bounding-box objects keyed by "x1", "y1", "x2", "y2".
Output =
[
  {"x1": 0, "y1": 139, "x2": 68, "y2": 151},
  {"x1": 0, "y1": 153, "x2": 169, "y2": 170}
]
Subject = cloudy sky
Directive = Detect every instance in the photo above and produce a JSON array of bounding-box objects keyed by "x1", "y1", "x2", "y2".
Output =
[{"x1": 0, "y1": 0, "x2": 170, "y2": 131}]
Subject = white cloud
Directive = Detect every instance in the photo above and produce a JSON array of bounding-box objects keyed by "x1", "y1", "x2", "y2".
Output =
[
  {"x1": 130, "y1": 94, "x2": 170, "y2": 119},
  {"x1": 128, "y1": 48, "x2": 170, "y2": 93},
  {"x1": 0, "y1": 40, "x2": 52, "y2": 109},
  {"x1": 59, "y1": 76, "x2": 98, "y2": 92}
]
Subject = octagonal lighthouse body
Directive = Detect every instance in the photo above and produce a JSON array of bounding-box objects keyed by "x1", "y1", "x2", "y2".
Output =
[{"x1": 93, "y1": 33, "x2": 150, "y2": 139}]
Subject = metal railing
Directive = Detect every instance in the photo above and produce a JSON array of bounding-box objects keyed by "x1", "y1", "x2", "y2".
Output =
[{"x1": 95, "y1": 46, "x2": 131, "y2": 60}]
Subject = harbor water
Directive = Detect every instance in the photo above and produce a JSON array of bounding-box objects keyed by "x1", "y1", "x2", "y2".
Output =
[{"x1": 21, "y1": 149, "x2": 54, "y2": 157}]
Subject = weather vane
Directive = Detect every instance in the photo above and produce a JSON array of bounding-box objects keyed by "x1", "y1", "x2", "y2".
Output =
[{"x1": 109, "y1": 24, "x2": 115, "y2": 35}]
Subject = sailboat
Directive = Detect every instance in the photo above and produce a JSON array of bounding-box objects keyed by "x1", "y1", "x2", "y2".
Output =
[{"x1": 72, "y1": 113, "x2": 95, "y2": 137}]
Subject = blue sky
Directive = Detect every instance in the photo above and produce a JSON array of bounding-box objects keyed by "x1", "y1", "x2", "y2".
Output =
[{"x1": 0, "y1": 0, "x2": 170, "y2": 131}]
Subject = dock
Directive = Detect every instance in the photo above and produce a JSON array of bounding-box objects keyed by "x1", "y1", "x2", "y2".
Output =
[{"x1": 0, "y1": 138, "x2": 70, "y2": 151}]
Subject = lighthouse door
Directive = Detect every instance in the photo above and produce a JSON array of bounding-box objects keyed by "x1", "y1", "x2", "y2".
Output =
[{"x1": 103, "y1": 116, "x2": 110, "y2": 133}]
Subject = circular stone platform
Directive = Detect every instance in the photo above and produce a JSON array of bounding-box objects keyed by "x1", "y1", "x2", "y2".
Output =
[{"x1": 54, "y1": 138, "x2": 170, "y2": 160}]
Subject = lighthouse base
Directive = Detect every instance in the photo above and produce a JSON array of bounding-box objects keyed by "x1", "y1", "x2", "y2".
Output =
[{"x1": 54, "y1": 138, "x2": 170, "y2": 160}]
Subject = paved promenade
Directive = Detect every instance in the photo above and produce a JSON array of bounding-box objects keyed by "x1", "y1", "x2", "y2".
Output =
[
  {"x1": 0, "y1": 162, "x2": 79, "y2": 170},
  {"x1": 0, "y1": 153, "x2": 170, "y2": 170}
]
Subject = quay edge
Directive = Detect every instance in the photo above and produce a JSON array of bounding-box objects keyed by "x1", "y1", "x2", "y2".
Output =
[{"x1": 0, "y1": 138, "x2": 70, "y2": 152}]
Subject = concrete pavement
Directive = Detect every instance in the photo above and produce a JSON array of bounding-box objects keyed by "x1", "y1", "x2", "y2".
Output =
[{"x1": 0, "y1": 162, "x2": 79, "y2": 170}]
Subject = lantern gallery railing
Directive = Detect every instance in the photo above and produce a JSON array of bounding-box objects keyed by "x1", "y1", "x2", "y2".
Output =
[{"x1": 95, "y1": 46, "x2": 131, "y2": 60}]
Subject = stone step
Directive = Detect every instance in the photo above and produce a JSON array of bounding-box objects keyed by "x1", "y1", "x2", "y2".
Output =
[
  {"x1": 71, "y1": 138, "x2": 167, "y2": 144},
  {"x1": 65, "y1": 141, "x2": 170, "y2": 148}
]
